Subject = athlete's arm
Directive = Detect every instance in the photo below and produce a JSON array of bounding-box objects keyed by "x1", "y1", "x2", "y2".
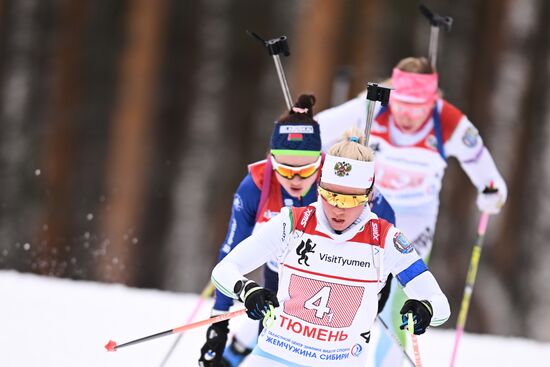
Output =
[
  {"x1": 212, "y1": 208, "x2": 293, "y2": 300},
  {"x1": 401, "y1": 271, "x2": 450, "y2": 326},
  {"x1": 384, "y1": 227, "x2": 450, "y2": 327},
  {"x1": 445, "y1": 116, "x2": 507, "y2": 211},
  {"x1": 212, "y1": 174, "x2": 260, "y2": 311}
]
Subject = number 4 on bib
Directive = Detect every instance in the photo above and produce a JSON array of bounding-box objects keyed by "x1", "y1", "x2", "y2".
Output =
[{"x1": 304, "y1": 286, "x2": 333, "y2": 320}]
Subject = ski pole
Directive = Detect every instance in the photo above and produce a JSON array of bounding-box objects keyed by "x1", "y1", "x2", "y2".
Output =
[
  {"x1": 419, "y1": 4, "x2": 453, "y2": 69},
  {"x1": 158, "y1": 282, "x2": 216, "y2": 366},
  {"x1": 377, "y1": 316, "x2": 416, "y2": 367},
  {"x1": 247, "y1": 30, "x2": 293, "y2": 109},
  {"x1": 407, "y1": 313, "x2": 423, "y2": 367},
  {"x1": 105, "y1": 308, "x2": 246, "y2": 352},
  {"x1": 449, "y1": 210, "x2": 492, "y2": 367},
  {"x1": 364, "y1": 83, "x2": 391, "y2": 145}
]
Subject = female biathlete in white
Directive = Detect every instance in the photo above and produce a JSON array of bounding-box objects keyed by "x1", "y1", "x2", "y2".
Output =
[
  {"x1": 210, "y1": 130, "x2": 450, "y2": 367},
  {"x1": 315, "y1": 57, "x2": 507, "y2": 367},
  {"x1": 198, "y1": 96, "x2": 395, "y2": 367}
]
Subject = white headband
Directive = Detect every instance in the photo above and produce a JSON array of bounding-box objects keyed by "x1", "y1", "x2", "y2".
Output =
[{"x1": 321, "y1": 155, "x2": 375, "y2": 189}]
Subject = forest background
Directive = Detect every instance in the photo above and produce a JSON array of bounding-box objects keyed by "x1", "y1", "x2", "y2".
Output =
[{"x1": 0, "y1": 0, "x2": 548, "y2": 343}]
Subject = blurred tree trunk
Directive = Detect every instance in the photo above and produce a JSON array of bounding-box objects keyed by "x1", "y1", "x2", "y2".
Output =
[
  {"x1": 346, "y1": 1, "x2": 384, "y2": 97},
  {"x1": 163, "y1": 0, "x2": 232, "y2": 292},
  {"x1": 68, "y1": 1, "x2": 127, "y2": 279},
  {"x1": 291, "y1": 0, "x2": 346, "y2": 111},
  {"x1": 133, "y1": 0, "x2": 202, "y2": 289},
  {"x1": 39, "y1": 1, "x2": 88, "y2": 277},
  {"x1": 525, "y1": 0, "x2": 550, "y2": 338},
  {"x1": 475, "y1": 0, "x2": 539, "y2": 337},
  {"x1": 97, "y1": 0, "x2": 166, "y2": 284},
  {"x1": 0, "y1": 0, "x2": 55, "y2": 270},
  {"x1": 493, "y1": 0, "x2": 549, "y2": 340}
]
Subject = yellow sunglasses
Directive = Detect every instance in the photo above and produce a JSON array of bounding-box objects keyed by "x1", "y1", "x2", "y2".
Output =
[
  {"x1": 317, "y1": 185, "x2": 369, "y2": 209},
  {"x1": 270, "y1": 156, "x2": 322, "y2": 180}
]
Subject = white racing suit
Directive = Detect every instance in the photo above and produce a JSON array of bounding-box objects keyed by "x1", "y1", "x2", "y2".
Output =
[{"x1": 212, "y1": 202, "x2": 450, "y2": 367}]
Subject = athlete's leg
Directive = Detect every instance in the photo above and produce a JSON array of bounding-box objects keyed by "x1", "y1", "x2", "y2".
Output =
[{"x1": 223, "y1": 317, "x2": 256, "y2": 366}]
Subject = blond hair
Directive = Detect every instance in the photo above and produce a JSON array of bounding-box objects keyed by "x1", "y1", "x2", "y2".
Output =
[
  {"x1": 327, "y1": 128, "x2": 375, "y2": 162},
  {"x1": 396, "y1": 56, "x2": 434, "y2": 74}
]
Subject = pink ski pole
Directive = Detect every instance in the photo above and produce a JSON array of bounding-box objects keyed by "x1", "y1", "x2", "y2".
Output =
[
  {"x1": 407, "y1": 313, "x2": 423, "y2": 367},
  {"x1": 105, "y1": 308, "x2": 246, "y2": 352},
  {"x1": 159, "y1": 282, "x2": 216, "y2": 366}
]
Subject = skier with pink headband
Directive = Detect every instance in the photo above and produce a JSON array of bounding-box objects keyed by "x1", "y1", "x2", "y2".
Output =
[
  {"x1": 315, "y1": 56, "x2": 507, "y2": 367},
  {"x1": 210, "y1": 130, "x2": 450, "y2": 367}
]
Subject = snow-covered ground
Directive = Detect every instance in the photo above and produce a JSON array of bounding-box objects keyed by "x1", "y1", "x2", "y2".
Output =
[{"x1": 0, "y1": 270, "x2": 548, "y2": 367}]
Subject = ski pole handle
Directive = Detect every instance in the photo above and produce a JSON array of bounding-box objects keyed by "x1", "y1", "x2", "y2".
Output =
[
  {"x1": 364, "y1": 83, "x2": 391, "y2": 145},
  {"x1": 419, "y1": 4, "x2": 453, "y2": 68},
  {"x1": 105, "y1": 308, "x2": 247, "y2": 352},
  {"x1": 247, "y1": 31, "x2": 293, "y2": 109},
  {"x1": 419, "y1": 4, "x2": 453, "y2": 30}
]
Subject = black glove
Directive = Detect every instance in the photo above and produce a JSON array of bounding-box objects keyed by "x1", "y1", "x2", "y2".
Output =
[
  {"x1": 234, "y1": 280, "x2": 279, "y2": 320},
  {"x1": 377, "y1": 274, "x2": 393, "y2": 314},
  {"x1": 198, "y1": 319, "x2": 230, "y2": 367},
  {"x1": 399, "y1": 299, "x2": 433, "y2": 335}
]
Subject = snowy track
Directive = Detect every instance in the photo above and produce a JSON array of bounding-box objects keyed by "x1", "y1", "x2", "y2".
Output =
[{"x1": 0, "y1": 271, "x2": 548, "y2": 367}]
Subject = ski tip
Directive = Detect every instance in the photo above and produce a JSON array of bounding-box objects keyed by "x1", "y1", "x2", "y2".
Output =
[{"x1": 105, "y1": 340, "x2": 117, "y2": 352}]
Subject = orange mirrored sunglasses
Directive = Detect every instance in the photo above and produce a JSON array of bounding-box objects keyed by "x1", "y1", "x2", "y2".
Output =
[{"x1": 270, "y1": 155, "x2": 322, "y2": 180}]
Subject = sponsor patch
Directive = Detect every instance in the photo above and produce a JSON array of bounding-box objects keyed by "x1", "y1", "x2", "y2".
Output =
[
  {"x1": 296, "y1": 239, "x2": 316, "y2": 266},
  {"x1": 371, "y1": 221, "x2": 380, "y2": 242},
  {"x1": 393, "y1": 232, "x2": 414, "y2": 254},
  {"x1": 279, "y1": 125, "x2": 314, "y2": 134},
  {"x1": 281, "y1": 222, "x2": 287, "y2": 243},
  {"x1": 351, "y1": 343, "x2": 363, "y2": 356},
  {"x1": 462, "y1": 127, "x2": 479, "y2": 147},
  {"x1": 227, "y1": 218, "x2": 237, "y2": 245},
  {"x1": 334, "y1": 162, "x2": 352, "y2": 177},
  {"x1": 318, "y1": 252, "x2": 370, "y2": 268},
  {"x1": 232, "y1": 194, "x2": 243, "y2": 212}
]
